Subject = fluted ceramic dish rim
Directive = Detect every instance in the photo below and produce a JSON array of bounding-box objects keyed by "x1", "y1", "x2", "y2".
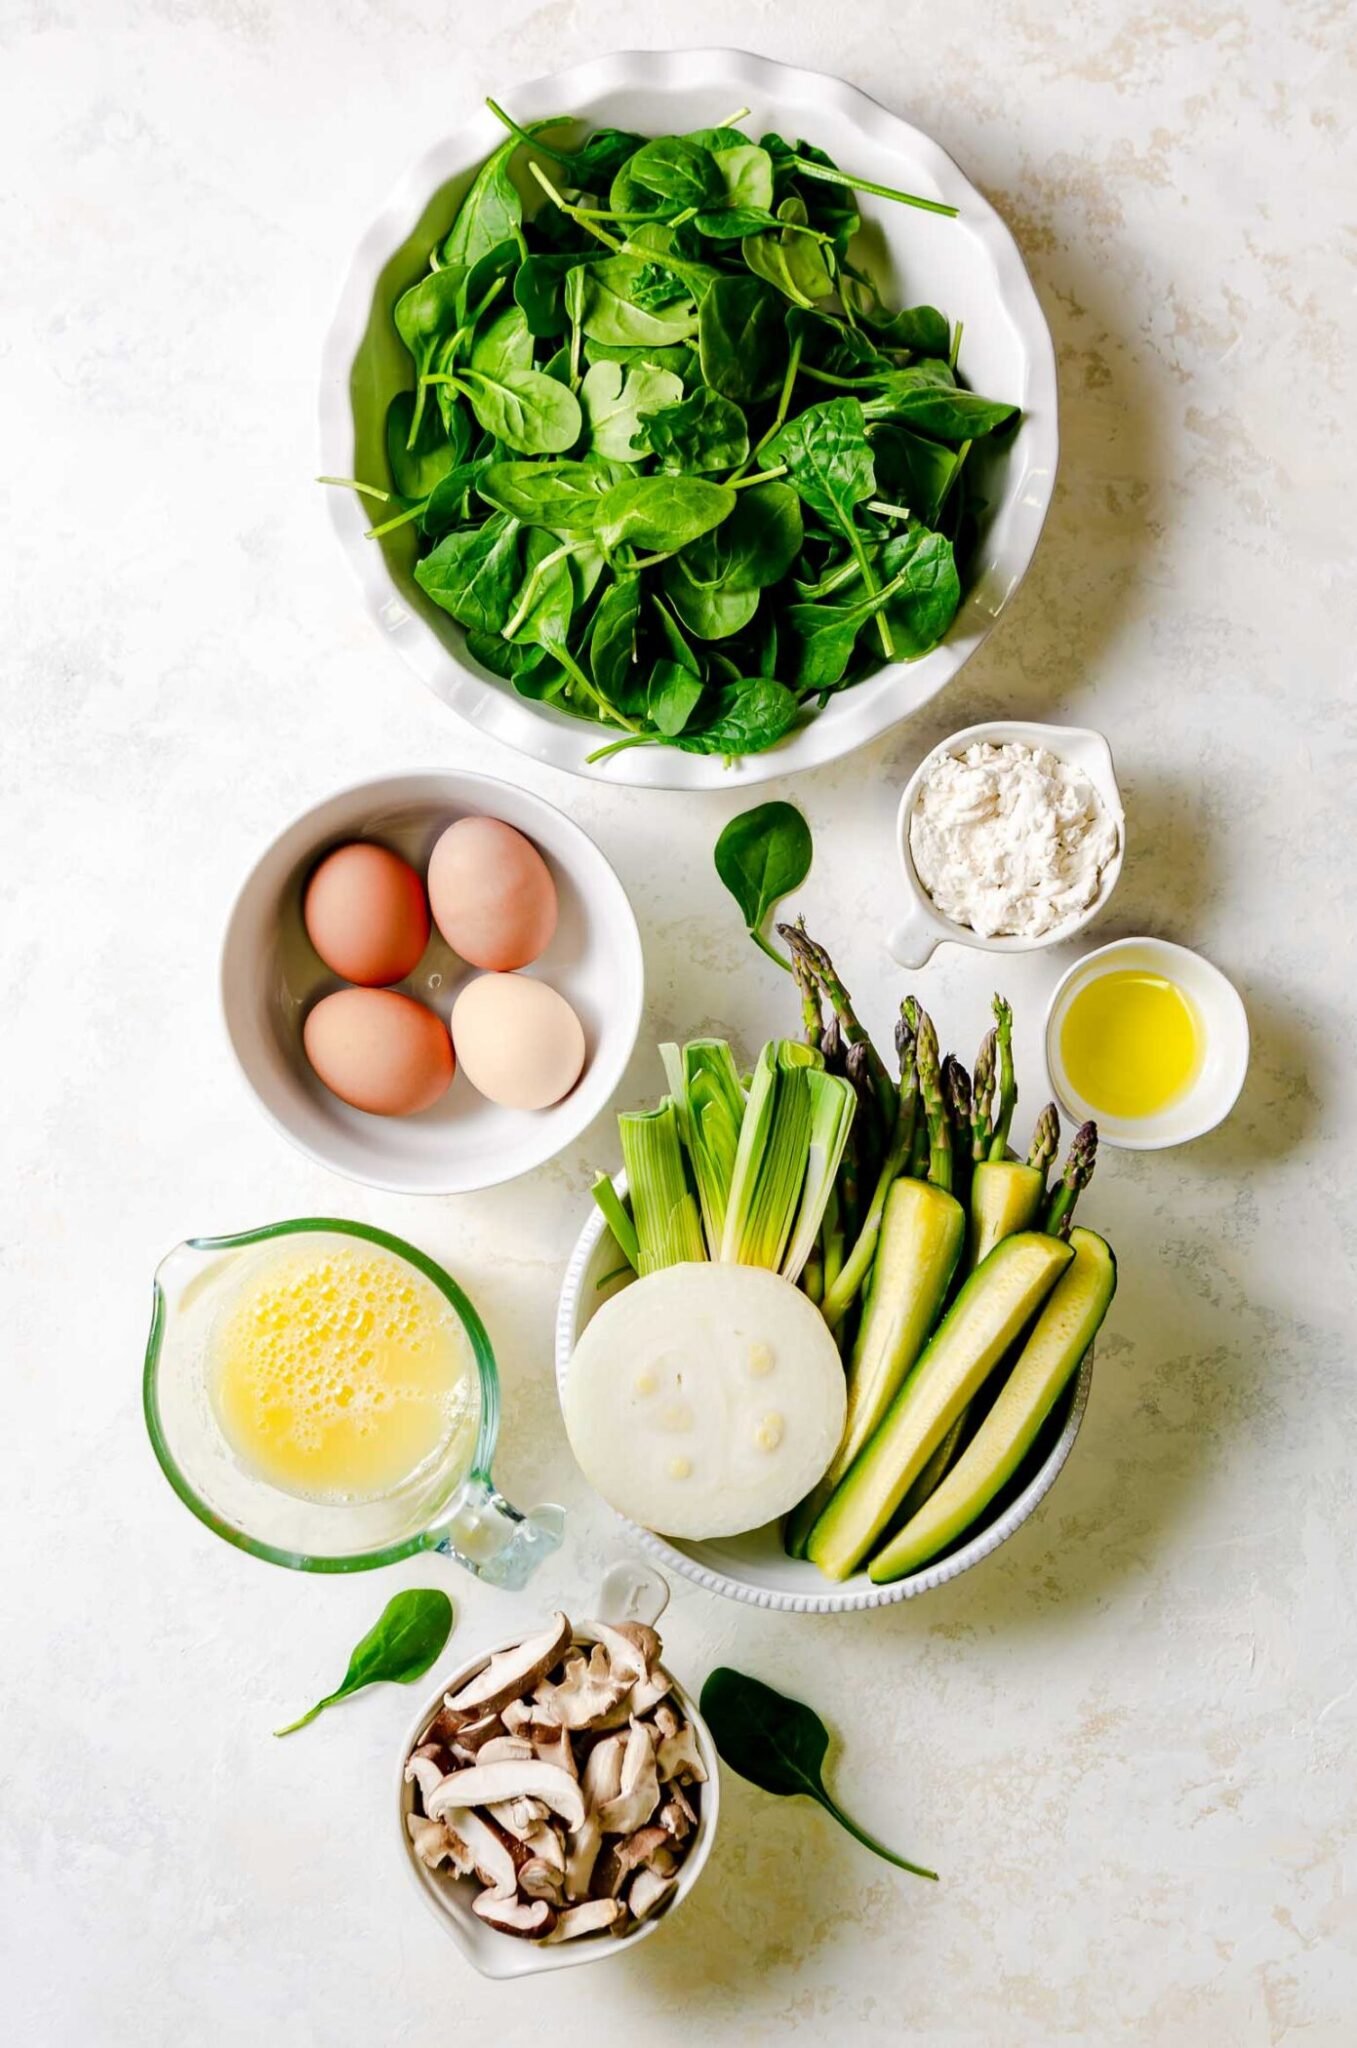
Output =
[
  {"x1": 554, "y1": 1180, "x2": 1091, "y2": 1614},
  {"x1": 319, "y1": 46, "x2": 1058, "y2": 789}
]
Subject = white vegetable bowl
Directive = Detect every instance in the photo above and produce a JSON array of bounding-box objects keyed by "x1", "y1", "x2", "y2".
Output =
[
  {"x1": 396, "y1": 1560, "x2": 719, "y2": 1978},
  {"x1": 320, "y1": 48, "x2": 1058, "y2": 789},
  {"x1": 887, "y1": 720, "x2": 1126, "y2": 969},
  {"x1": 555, "y1": 1184, "x2": 1092, "y2": 1615},
  {"x1": 221, "y1": 771, "x2": 643, "y2": 1194}
]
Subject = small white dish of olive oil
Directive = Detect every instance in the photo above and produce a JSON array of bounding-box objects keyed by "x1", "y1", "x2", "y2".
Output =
[{"x1": 1045, "y1": 937, "x2": 1249, "y2": 1150}]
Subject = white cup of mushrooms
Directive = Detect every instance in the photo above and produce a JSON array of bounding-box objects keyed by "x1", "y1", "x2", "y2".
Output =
[{"x1": 397, "y1": 1575, "x2": 719, "y2": 1978}]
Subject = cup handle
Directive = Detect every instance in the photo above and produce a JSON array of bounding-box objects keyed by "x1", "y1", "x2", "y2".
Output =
[
  {"x1": 433, "y1": 1474, "x2": 565, "y2": 1591},
  {"x1": 885, "y1": 900, "x2": 942, "y2": 971},
  {"x1": 595, "y1": 1553, "x2": 670, "y2": 1629}
]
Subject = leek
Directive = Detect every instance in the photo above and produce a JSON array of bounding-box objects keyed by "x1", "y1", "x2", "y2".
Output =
[
  {"x1": 720, "y1": 1041, "x2": 819, "y2": 1270},
  {"x1": 590, "y1": 1172, "x2": 640, "y2": 1272},
  {"x1": 662, "y1": 1039, "x2": 746, "y2": 1257},
  {"x1": 781, "y1": 1068, "x2": 857, "y2": 1285},
  {"x1": 619, "y1": 1101, "x2": 706, "y2": 1274}
]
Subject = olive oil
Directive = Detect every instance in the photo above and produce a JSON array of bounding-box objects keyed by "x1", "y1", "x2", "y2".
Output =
[{"x1": 1059, "y1": 969, "x2": 1202, "y2": 1120}]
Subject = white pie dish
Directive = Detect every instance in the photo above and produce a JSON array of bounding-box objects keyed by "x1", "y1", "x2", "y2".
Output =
[
  {"x1": 319, "y1": 47, "x2": 1058, "y2": 789},
  {"x1": 396, "y1": 1562, "x2": 719, "y2": 1978},
  {"x1": 886, "y1": 720, "x2": 1125, "y2": 969},
  {"x1": 220, "y1": 771, "x2": 643, "y2": 1194},
  {"x1": 555, "y1": 1180, "x2": 1092, "y2": 1615}
]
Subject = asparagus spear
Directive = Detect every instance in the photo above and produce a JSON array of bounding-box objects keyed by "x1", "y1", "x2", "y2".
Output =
[
  {"x1": 1043, "y1": 1122, "x2": 1098, "y2": 1239},
  {"x1": 942, "y1": 1055, "x2": 973, "y2": 1206},
  {"x1": 988, "y1": 996, "x2": 1017, "y2": 1160},
  {"x1": 845, "y1": 1039, "x2": 885, "y2": 1187},
  {"x1": 820, "y1": 1013, "x2": 845, "y2": 1074},
  {"x1": 971, "y1": 1028, "x2": 996, "y2": 1161},
  {"x1": 793, "y1": 944, "x2": 824, "y2": 1049},
  {"x1": 917, "y1": 1011, "x2": 952, "y2": 1194},
  {"x1": 1027, "y1": 1103, "x2": 1061, "y2": 1179},
  {"x1": 821, "y1": 1026, "x2": 921, "y2": 1330},
  {"x1": 779, "y1": 920, "x2": 897, "y2": 1132}
]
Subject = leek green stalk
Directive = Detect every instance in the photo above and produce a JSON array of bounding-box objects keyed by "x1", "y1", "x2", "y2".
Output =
[
  {"x1": 720, "y1": 1041, "x2": 819, "y2": 1270},
  {"x1": 619, "y1": 1101, "x2": 706, "y2": 1274},
  {"x1": 781, "y1": 1067, "x2": 857, "y2": 1285},
  {"x1": 662, "y1": 1040, "x2": 747, "y2": 1259}
]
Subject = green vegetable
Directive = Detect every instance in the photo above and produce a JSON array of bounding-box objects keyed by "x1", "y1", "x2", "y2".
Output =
[
  {"x1": 274, "y1": 1589, "x2": 454, "y2": 1737},
  {"x1": 714, "y1": 800, "x2": 812, "y2": 969},
  {"x1": 660, "y1": 1039, "x2": 747, "y2": 1256},
  {"x1": 968, "y1": 1160, "x2": 1046, "y2": 1270},
  {"x1": 781, "y1": 1066, "x2": 858, "y2": 1286},
  {"x1": 1043, "y1": 1122, "x2": 1099, "y2": 1240},
  {"x1": 870, "y1": 1229, "x2": 1116, "y2": 1581},
  {"x1": 699, "y1": 1667, "x2": 937, "y2": 1880},
  {"x1": 807, "y1": 1233, "x2": 1074, "y2": 1580},
  {"x1": 618, "y1": 1100, "x2": 707, "y2": 1274},
  {"x1": 720, "y1": 1040, "x2": 819, "y2": 1269},
  {"x1": 335, "y1": 101, "x2": 1019, "y2": 763}
]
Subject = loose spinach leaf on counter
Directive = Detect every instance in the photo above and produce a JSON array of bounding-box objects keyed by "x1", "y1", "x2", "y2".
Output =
[
  {"x1": 275, "y1": 1589, "x2": 454, "y2": 1737},
  {"x1": 327, "y1": 98, "x2": 1021, "y2": 763},
  {"x1": 699, "y1": 1666, "x2": 937, "y2": 1879},
  {"x1": 715, "y1": 802, "x2": 812, "y2": 969}
]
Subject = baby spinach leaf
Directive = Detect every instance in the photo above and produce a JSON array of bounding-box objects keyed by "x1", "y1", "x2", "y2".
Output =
[
  {"x1": 420, "y1": 457, "x2": 494, "y2": 538},
  {"x1": 476, "y1": 458, "x2": 610, "y2": 530},
  {"x1": 275, "y1": 1589, "x2": 454, "y2": 1738},
  {"x1": 468, "y1": 303, "x2": 534, "y2": 378},
  {"x1": 647, "y1": 658, "x2": 704, "y2": 735},
  {"x1": 595, "y1": 474, "x2": 736, "y2": 552},
  {"x1": 442, "y1": 131, "x2": 536, "y2": 267},
  {"x1": 699, "y1": 1667, "x2": 936, "y2": 1879},
  {"x1": 767, "y1": 395, "x2": 875, "y2": 532},
  {"x1": 514, "y1": 252, "x2": 573, "y2": 337},
  {"x1": 864, "y1": 303, "x2": 951, "y2": 357},
  {"x1": 870, "y1": 423, "x2": 962, "y2": 526},
  {"x1": 573, "y1": 257, "x2": 698, "y2": 347},
  {"x1": 579, "y1": 358, "x2": 684, "y2": 462},
  {"x1": 506, "y1": 530, "x2": 577, "y2": 653},
  {"x1": 714, "y1": 801, "x2": 813, "y2": 967},
  {"x1": 663, "y1": 568, "x2": 759, "y2": 641},
  {"x1": 675, "y1": 677, "x2": 798, "y2": 756},
  {"x1": 386, "y1": 390, "x2": 466, "y2": 501},
  {"x1": 698, "y1": 276, "x2": 786, "y2": 402},
  {"x1": 663, "y1": 481, "x2": 802, "y2": 638},
  {"x1": 414, "y1": 511, "x2": 521, "y2": 632},
  {"x1": 394, "y1": 266, "x2": 466, "y2": 442},
  {"x1": 860, "y1": 364, "x2": 1018, "y2": 442},
  {"x1": 589, "y1": 573, "x2": 644, "y2": 704},
  {"x1": 742, "y1": 197, "x2": 835, "y2": 308},
  {"x1": 878, "y1": 522, "x2": 962, "y2": 655},
  {"x1": 638, "y1": 387, "x2": 749, "y2": 472},
  {"x1": 625, "y1": 134, "x2": 725, "y2": 211},
  {"x1": 455, "y1": 367, "x2": 582, "y2": 454}
]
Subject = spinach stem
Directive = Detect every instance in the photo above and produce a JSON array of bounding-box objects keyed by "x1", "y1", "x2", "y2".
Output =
[
  {"x1": 848, "y1": 525, "x2": 897, "y2": 659},
  {"x1": 729, "y1": 464, "x2": 788, "y2": 490},
  {"x1": 819, "y1": 1791, "x2": 939, "y2": 1881},
  {"x1": 365, "y1": 501, "x2": 428, "y2": 539},
  {"x1": 799, "y1": 363, "x2": 878, "y2": 390},
  {"x1": 789, "y1": 155, "x2": 959, "y2": 219},
  {"x1": 867, "y1": 498, "x2": 913, "y2": 522},
  {"x1": 557, "y1": 645, "x2": 640, "y2": 732},
  {"x1": 317, "y1": 475, "x2": 391, "y2": 504},
  {"x1": 949, "y1": 318, "x2": 964, "y2": 373},
  {"x1": 484, "y1": 97, "x2": 575, "y2": 167},
  {"x1": 750, "y1": 927, "x2": 793, "y2": 972},
  {"x1": 528, "y1": 162, "x2": 626, "y2": 252},
  {"x1": 501, "y1": 539, "x2": 580, "y2": 639},
  {"x1": 716, "y1": 106, "x2": 751, "y2": 127}
]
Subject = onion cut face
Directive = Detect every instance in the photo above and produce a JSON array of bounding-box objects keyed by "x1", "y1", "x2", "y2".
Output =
[{"x1": 564, "y1": 1264, "x2": 846, "y2": 1540}]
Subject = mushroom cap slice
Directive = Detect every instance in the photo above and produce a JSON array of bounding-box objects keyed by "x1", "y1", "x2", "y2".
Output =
[
  {"x1": 405, "y1": 1812, "x2": 472, "y2": 1873},
  {"x1": 485, "y1": 1795, "x2": 550, "y2": 1841},
  {"x1": 429, "y1": 1807, "x2": 519, "y2": 1898},
  {"x1": 475, "y1": 1735, "x2": 536, "y2": 1766},
  {"x1": 471, "y1": 1891, "x2": 556, "y2": 1939},
  {"x1": 596, "y1": 1718, "x2": 661, "y2": 1836},
  {"x1": 426, "y1": 1759, "x2": 586, "y2": 1833},
  {"x1": 445, "y1": 1613, "x2": 572, "y2": 1718},
  {"x1": 403, "y1": 1752, "x2": 448, "y2": 1804},
  {"x1": 519, "y1": 1856, "x2": 566, "y2": 1903},
  {"x1": 563, "y1": 1812, "x2": 603, "y2": 1901},
  {"x1": 628, "y1": 1866, "x2": 678, "y2": 1922},
  {"x1": 656, "y1": 1720, "x2": 707, "y2": 1786},
  {"x1": 533, "y1": 1643, "x2": 632, "y2": 1730},
  {"x1": 541, "y1": 1897, "x2": 626, "y2": 1943},
  {"x1": 580, "y1": 1731, "x2": 626, "y2": 1810},
  {"x1": 530, "y1": 1724, "x2": 577, "y2": 1778}
]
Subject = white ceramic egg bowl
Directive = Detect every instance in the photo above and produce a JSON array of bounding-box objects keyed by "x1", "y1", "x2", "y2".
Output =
[
  {"x1": 555, "y1": 1179, "x2": 1092, "y2": 1615},
  {"x1": 220, "y1": 771, "x2": 643, "y2": 1194},
  {"x1": 320, "y1": 48, "x2": 1058, "y2": 789}
]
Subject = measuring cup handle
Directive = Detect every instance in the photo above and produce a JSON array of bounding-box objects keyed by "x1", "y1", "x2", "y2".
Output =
[
  {"x1": 434, "y1": 1475, "x2": 565, "y2": 1590},
  {"x1": 596, "y1": 1553, "x2": 670, "y2": 1628},
  {"x1": 885, "y1": 898, "x2": 943, "y2": 971}
]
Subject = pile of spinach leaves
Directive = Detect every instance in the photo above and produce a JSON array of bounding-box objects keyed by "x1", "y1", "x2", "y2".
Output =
[{"x1": 329, "y1": 104, "x2": 1019, "y2": 764}]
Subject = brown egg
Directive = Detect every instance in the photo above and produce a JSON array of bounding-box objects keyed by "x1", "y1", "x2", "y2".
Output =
[
  {"x1": 303, "y1": 988, "x2": 453, "y2": 1116},
  {"x1": 427, "y1": 817, "x2": 558, "y2": 971},
  {"x1": 303, "y1": 842, "x2": 429, "y2": 987},
  {"x1": 451, "y1": 974, "x2": 585, "y2": 1110}
]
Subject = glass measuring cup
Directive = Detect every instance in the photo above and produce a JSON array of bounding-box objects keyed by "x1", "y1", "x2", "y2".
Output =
[{"x1": 143, "y1": 1217, "x2": 564, "y2": 1586}]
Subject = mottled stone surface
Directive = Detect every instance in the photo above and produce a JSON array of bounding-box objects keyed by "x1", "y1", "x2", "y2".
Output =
[{"x1": 2, "y1": 3, "x2": 1354, "y2": 2042}]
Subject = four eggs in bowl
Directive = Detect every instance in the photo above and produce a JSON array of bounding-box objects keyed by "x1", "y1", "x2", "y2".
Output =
[{"x1": 301, "y1": 819, "x2": 586, "y2": 1117}]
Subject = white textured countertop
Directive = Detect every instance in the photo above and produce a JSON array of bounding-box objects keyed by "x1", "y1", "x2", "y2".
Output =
[{"x1": 3, "y1": 3, "x2": 1354, "y2": 2042}]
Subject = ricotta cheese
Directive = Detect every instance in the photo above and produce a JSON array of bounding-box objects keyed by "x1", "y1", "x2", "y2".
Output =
[{"x1": 909, "y1": 741, "x2": 1118, "y2": 940}]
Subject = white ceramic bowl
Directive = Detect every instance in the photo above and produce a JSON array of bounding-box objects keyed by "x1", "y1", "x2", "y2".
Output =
[
  {"x1": 554, "y1": 1183, "x2": 1092, "y2": 1614},
  {"x1": 396, "y1": 1563, "x2": 719, "y2": 1979},
  {"x1": 221, "y1": 772, "x2": 643, "y2": 1194},
  {"x1": 1045, "y1": 936, "x2": 1249, "y2": 1151},
  {"x1": 887, "y1": 720, "x2": 1125, "y2": 968},
  {"x1": 320, "y1": 48, "x2": 1058, "y2": 789}
]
